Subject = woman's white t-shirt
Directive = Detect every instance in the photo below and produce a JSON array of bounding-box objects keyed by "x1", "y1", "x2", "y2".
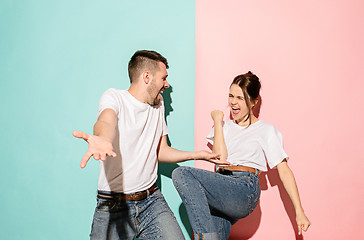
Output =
[{"x1": 207, "y1": 120, "x2": 288, "y2": 171}]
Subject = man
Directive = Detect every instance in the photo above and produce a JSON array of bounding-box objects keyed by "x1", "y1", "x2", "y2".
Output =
[{"x1": 73, "y1": 50, "x2": 228, "y2": 240}]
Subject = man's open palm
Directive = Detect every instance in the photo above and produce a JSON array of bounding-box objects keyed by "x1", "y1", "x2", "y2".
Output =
[{"x1": 73, "y1": 130, "x2": 117, "y2": 168}]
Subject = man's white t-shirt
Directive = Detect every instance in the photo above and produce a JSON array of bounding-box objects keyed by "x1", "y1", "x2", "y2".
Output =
[
  {"x1": 96, "y1": 88, "x2": 168, "y2": 194},
  {"x1": 207, "y1": 120, "x2": 288, "y2": 171}
]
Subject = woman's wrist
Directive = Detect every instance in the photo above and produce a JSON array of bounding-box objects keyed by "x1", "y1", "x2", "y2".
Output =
[
  {"x1": 213, "y1": 118, "x2": 223, "y2": 125},
  {"x1": 295, "y1": 207, "x2": 305, "y2": 216}
]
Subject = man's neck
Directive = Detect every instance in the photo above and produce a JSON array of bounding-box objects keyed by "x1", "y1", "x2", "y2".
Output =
[{"x1": 128, "y1": 85, "x2": 148, "y2": 104}]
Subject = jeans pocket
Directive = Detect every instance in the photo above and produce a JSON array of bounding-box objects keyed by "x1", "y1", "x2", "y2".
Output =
[
  {"x1": 231, "y1": 175, "x2": 250, "y2": 179},
  {"x1": 96, "y1": 199, "x2": 117, "y2": 212}
]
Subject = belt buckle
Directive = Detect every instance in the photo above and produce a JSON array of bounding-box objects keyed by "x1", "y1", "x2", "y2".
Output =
[
  {"x1": 217, "y1": 167, "x2": 231, "y2": 175},
  {"x1": 130, "y1": 191, "x2": 144, "y2": 201},
  {"x1": 131, "y1": 193, "x2": 139, "y2": 201}
]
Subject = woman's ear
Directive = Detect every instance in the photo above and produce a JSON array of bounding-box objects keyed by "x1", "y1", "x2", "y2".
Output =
[{"x1": 252, "y1": 99, "x2": 259, "y2": 108}]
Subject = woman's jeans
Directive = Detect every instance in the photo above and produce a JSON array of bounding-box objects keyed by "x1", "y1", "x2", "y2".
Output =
[
  {"x1": 172, "y1": 166, "x2": 260, "y2": 240},
  {"x1": 89, "y1": 189, "x2": 185, "y2": 240}
]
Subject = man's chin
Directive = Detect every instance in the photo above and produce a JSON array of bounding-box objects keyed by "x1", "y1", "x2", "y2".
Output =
[{"x1": 153, "y1": 95, "x2": 161, "y2": 106}]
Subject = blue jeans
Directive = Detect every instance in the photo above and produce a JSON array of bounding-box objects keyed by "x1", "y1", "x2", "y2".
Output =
[
  {"x1": 89, "y1": 188, "x2": 185, "y2": 240},
  {"x1": 172, "y1": 166, "x2": 260, "y2": 240}
]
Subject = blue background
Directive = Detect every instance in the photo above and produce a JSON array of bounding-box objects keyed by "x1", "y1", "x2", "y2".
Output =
[{"x1": 0, "y1": 1, "x2": 195, "y2": 239}]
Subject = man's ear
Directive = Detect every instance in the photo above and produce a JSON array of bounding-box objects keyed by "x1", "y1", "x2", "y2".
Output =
[{"x1": 142, "y1": 71, "x2": 151, "y2": 84}]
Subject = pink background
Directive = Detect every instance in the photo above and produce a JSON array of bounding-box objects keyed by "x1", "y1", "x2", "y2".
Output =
[{"x1": 195, "y1": 0, "x2": 364, "y2": 239}]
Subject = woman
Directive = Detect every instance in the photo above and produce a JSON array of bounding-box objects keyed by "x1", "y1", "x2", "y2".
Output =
[{"x1": 172, "y1": 72, "x2": 310, "y2": 240}]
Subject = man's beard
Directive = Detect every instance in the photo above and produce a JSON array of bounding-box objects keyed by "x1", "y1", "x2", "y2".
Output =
[
  {"x1": 153, "y1": 95, "x2": 161, "y2": 106},
  {"x1": 147, "y1": 82, "x2": 164, "y2": 106}
]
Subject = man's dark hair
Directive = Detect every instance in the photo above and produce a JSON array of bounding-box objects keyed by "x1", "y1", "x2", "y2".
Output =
[{"x1": 128, "y1": 50, "x2": 169, "y2": 83}]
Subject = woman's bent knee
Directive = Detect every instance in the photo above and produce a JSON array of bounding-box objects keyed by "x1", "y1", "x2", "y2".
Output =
[{"x1": 172, "y1": 166, "x2": 191, "y2": 181}]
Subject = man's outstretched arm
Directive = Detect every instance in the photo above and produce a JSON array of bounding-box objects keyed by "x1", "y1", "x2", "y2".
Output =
[
  {"x1": 157, "y1": 135, "x2": 230, "y2": 165},
  {"x1": 73, "y1": 108, "x2": 117, "y2": 168}
]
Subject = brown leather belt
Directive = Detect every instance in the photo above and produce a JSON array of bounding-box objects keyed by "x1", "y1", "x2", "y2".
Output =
[
  {"x1": 97, "y1": 184, "x2": 159, "y2": 201},
  {"x1": 217, "y1": 165, "x2": 260, "y2": 175}
]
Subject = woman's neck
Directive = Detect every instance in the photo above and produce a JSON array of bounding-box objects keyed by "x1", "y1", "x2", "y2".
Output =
[{"x1": 236, "y1": 114, "x2": 259, "y2": 126}]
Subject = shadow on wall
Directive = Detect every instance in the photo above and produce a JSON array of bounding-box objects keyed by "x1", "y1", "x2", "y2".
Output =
[
  {"x1": 158, "y1": 85, "x2": 176, "y2": 189},
  {"x1": 229, "y1": 96, "x2": 303, "y2": 239},
  {"x1": 229, "y1": 170, "x2": 304, "y2": 240},
  {"x1": 157, "y1": 85, "x2": 193, "y2": 239},
  {"x1": 157, "y1": 84, "x2": 176, "y2": 188},
  {"x1": 162, "y1": 84, "x2": 174, "y2": 122}
]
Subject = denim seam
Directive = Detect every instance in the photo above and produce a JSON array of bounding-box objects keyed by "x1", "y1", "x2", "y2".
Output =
[
  {"x1": 134, "y1": 201, "x2": 140, "y2": 235},
  {"x1": 248, "y1": 177, "x2": 260, "y2": 214}
]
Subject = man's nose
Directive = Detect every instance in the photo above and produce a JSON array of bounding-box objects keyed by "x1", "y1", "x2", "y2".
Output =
[{"x1": 164, "y1": 81, "x2": 170, "y2": 88}]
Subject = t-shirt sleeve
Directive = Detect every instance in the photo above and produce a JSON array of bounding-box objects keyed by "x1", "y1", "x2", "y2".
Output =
[
  {"x1": 97, "y1": 88, "x2": 120, "y2": 118},
  {"x1": 264, "y1": 126, "x2": 289, "y2": 169},
  {"x1": 162, "y1": 116, "x2": 169, "y2": 136},
  {"x1": 206, "y1": 126, "x2": 215, "y2": 145},
  {"x1": 160, "y1": 95, "x2": 169, "y2": 136}
]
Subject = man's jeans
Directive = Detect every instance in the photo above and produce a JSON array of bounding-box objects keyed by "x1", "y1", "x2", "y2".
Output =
[
  {"x1": 89, "y1": 189, "x2": 185, "y2": 240},
  {"x1": 172, "y1": 166, "x2": 260, "y2": 240}
]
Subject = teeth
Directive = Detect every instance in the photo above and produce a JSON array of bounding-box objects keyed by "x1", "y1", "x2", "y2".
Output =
[{"x1": 232, "y1": 107, "x2": 239, "y2": 110}]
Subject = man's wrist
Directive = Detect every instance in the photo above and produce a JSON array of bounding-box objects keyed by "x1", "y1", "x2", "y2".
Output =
[
  {"x1": 95, "y1": 134, "x2": 114, "y2": 144},
  {"x1": 190, "y1": 151, "x2": 200, "y2": 160}
]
